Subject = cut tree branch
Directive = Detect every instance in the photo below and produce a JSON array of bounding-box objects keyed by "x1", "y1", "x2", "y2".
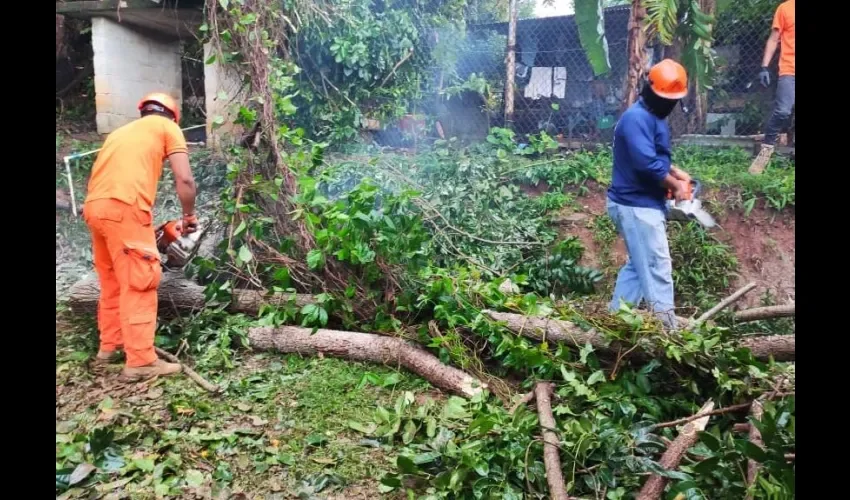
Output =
[
  {"x1": 745, "y1": 400, "x2": 765, "y2": 500},
  {"x1": 509, "y1": 390, "x2": 536, "y2": 415},
  {"x1": 247, "y1": 326, "x2": 485, "y2": 398},
  {"x1": 648, "y1": 392, "x2": 793, "y2": 431},
  {"x1": 154, "y1": 347, "x2": 221, "y2": 393},
  {"x1": 692, "y1": 282, "x2": 757, "y2": 328},
  {"x1": 483, "y1": 311, "x2": 794, "y2": 362},
  {"x1": 734, "y1": 304, "x2": 795, "y2": 323},
  {"x1": 637, "y1": 400, "x2": 715, "y2": 500},
  {"x1": 535, "y1": 382, "x2": 570, "y2": 500}
]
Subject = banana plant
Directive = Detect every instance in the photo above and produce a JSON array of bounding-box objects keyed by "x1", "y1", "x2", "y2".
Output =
[
  {"x1": 575, "y1": 0, "x2": 613, "y2": 76},
  {"x1": 644, "y1": 0, "x2": 718, "y2": 93}
]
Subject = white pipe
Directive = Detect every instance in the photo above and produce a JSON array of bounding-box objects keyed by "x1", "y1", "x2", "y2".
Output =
[
  {"x1": 64, "y1": 158, "x2": 78, "y2": 217},
  {"x1": 63, "y1": 124, "x2": 206, "y2": 217}
]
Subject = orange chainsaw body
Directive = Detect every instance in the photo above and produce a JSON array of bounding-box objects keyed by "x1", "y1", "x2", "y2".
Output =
[{"x1": 155, "y1": 220, "x2": 203, "y2": 267}]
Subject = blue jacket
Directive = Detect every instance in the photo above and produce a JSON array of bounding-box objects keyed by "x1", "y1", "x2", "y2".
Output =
[{"x1": 607, "y1": 98, "x2": 672, "y2": 211}]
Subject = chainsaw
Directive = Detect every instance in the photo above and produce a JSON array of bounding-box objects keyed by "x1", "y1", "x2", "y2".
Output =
[
  {"x1": 666, "y1": 179, "x2": 718, "y2": 229},
  {"x1": 155, "y1": 220, "x2": 205, "y2": 268}
]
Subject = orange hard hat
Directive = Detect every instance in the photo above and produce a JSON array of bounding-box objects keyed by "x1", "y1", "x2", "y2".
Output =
[
  {"x1": 138, "y1": 92, "x2": 180, "y2": 123},
  {"x1": 647, "y1": 59, "x2": 688, "y2": 100}
]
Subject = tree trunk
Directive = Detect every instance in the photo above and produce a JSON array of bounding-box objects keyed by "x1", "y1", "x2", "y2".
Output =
[
  {"x1": 68, "y1": 273, "x2": 316, "y2": 318},
  {"x1": 737, "y1": 335, "x2": 795, "y2": 362},
  {"x1": 637, "y1": 400, "x2": 716, "y2": 500},
  {"x1": 504, "y1": 0, "x2": 518, "y2": 129},
  {"x1": 483, "y1": 310, "x2": 794, "y2": 362},
  {"x1": 56, "y1": 14, "x2": 66, "y2": 60},
  {"x1": 247, "y1": 326, "x2": 485, "y2": 398},
  {"x1": 621, "y1": 0, "x2": 648, "y2": 112},
  {"x1": 689, "y1": 0, "x2": 716, "y2": 134},
  {"x1": 535, "y1": 382, "x2": 570, "y2": 500},
  {"x1": 734, "y1": 304, "x2": 794, "y2": 322}
]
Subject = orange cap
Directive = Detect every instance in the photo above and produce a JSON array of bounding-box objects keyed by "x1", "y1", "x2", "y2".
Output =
[
  {"x1": 138, "y1": 92, "x2": 180, "y2": 123},
  {"x1": 647, "y1": 59, "x2": 688, "y2": 100}
]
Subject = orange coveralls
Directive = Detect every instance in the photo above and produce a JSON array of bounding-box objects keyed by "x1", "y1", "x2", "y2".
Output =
[{"x1": 83, "y1": 115, "x2": 188, "y2": 367}]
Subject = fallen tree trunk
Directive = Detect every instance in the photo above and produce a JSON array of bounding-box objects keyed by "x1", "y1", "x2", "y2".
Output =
[
  {"x1": 535, "y1": 382, "x2": 570, "y2": 500},
  {"x1": 637, "y1": 400, "x2": 715, "y2": 500},
  {"x1": 68, "y1": 273, "x2": 316, "y2": 318},
  {"x1": 247, "y1": 326, "x2": 485, "y2": 398},
  {"x1": 483, "y1": 311, "x2": 794, "y2": 362},
  {"x1": 734, "y1": 304, "x2": 795, "y2": 323},
  {"x1": 737, "y1": 335, "x2": 795, "y2": 362}
]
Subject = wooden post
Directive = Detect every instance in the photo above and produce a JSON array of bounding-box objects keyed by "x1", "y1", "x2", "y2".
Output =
[{"x1": 504, "y1": 0, "x2": 518, "y2": 129}]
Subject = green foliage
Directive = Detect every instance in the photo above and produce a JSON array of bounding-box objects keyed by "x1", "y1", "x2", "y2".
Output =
[
  {"x1": 347, "y1": 304, "x2": 795, "y2": 498},
  {"x1": 669, "y1": 221, "x2": 739, "y2": 312},
  {"x1": 518, "y1": 238, "x2": 604, "y2": 297},
  {"x1": 574, "y1": 0, "x2": 612, "y2": 76},
  {"x1": 673, "y1": 146, "x2": 795, "y2": 212}
]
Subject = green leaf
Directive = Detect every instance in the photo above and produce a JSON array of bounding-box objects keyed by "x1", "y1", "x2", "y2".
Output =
[
  {"x1": 133, "y1": 457, "x2": 155, "y2": 472},
  {"x1": 237, "y1": 245, "x2": 253, "y2": 264},
  {"x1": 574, "y1": 0, "x2": 612, "y2": 76},
  {"x1": 442, "y1": 397, "x2": 471, "y2": 420},
  {"x1": 587, "y1": 370, "x2": 606, "y2": 385},
  {"x1": 402, "y1": 419, "x2": 417, "y2": 444},
  {"x1": 306, "y1": 433, "x2": 328, "y2": 447},
  {"x1": 218, "y1": 0, "x2": 230, "y2": 9},
  {"x1": 348, "y1": 421, "x2": 376, "y2": 435},
  {"x1": 413, "y1": 451, "x2": 442, "y2": 465},
  {"x1": 699, "y1": 431, "x2": 722, "y2": 452},
  {"x1": 579, "y1": 342, "x2": 594, "y2": 364},
  {"x1": 397, "y1": 455, "x2": 418, "y2": 474},
  {"x1": 184, "y1": 469, "x2": 204, "y2": 488},
  {"x1": 307, "y1": 249, "x2": 325, "y2": 270},
  {"x1": 742, "y1": 441, "x2": 769, "y2": 463},
  {"x1": 233, "y1": 220, "x2": 247, "y2": 238}
]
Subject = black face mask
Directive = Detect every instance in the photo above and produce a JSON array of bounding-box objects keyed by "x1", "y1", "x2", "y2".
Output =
[{"x1": 641, "y1": 84, "x2": 679, "y2": 119}]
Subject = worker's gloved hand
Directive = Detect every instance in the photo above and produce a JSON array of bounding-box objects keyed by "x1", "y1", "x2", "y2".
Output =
[
  {"x1": 759, "y1": 67, "x2": 770, "y2": 88},
  {"x1": 180, "y1": 213, "x2": 199, "y2": 234}
]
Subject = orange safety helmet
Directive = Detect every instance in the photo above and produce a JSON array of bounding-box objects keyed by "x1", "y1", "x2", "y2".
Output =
[
  {"x1": 137, "y1": 92, "x2": 180, "y2": 123},
  {"x1": 647, "y1": 59, "x2": 688, "y2": 100}
]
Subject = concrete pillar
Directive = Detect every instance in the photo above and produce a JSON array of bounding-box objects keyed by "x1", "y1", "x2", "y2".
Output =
[
  {"x1": 91, "y1": 17, "x2": 182, "y2": 134},
  {"x1": 203, "y1": 42, "x2": 244, "y2": 148}
]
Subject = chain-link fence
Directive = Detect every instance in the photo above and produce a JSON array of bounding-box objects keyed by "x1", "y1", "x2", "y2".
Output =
[{"x1": 433, "y1": 1, "x2": 789, "y2": 145}]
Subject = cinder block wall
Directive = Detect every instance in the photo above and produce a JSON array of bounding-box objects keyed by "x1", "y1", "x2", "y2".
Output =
[{"x1": 91, "y1": 18, "x2": 182, "y2": 134}]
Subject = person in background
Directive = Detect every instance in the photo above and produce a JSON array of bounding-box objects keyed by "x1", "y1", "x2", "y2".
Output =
[
  {"x1": 83, "y1": 93, "x2": 198, "y2": 381},
  {"x1": 749, "y1": 0, "x2": 795, "y2": 175},
  {"x1": 607, "y1": 59, "x2": 693, "y2": 329}
]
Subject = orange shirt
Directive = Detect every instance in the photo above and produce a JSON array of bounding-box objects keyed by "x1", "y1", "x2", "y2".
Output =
[
  {"x1": 85, "y1": 115, "x2": 187, "y2": 212},
  {"x1": 772, "y1": 0, "x2": 795, "y2": 76}
]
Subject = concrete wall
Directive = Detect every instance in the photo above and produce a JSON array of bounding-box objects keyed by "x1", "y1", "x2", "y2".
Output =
[
  {"x1": 203, "y1": 42, "x2": 244, "y2": 148},
  {"x1": 91, "y1": 17, "x2": 182, "y2": 134}
]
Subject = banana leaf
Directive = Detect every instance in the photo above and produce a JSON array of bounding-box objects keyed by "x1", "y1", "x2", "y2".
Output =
[{"x1": 574, "y1": 0, "x2": 612, "y2": 76}]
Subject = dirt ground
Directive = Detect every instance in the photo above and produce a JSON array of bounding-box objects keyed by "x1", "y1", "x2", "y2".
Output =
[{"x1": 556, "y1": 182, "x2": 795, "y2": 310}]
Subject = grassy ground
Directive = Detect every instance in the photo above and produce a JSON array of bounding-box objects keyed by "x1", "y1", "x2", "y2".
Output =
[{"x1": 56, "y1": 311, "x2": 432, "y2": 498}]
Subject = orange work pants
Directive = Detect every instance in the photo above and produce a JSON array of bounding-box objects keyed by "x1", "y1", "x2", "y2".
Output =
[{"x1": 83, "y1": 199, "x2": 162, "y2": 367}]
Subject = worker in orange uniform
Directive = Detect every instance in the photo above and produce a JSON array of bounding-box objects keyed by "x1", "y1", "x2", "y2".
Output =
[
  {"x1": 749, "y1": 0, "x2": 794, "y2": 174},
  {"x1": 83, "y1": 93, "x2": 198, "y2": 381}
]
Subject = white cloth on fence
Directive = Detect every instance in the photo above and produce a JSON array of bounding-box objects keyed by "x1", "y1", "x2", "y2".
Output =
[{"x1": 524, "y1": 67, "x2": 567, "y2": 100}]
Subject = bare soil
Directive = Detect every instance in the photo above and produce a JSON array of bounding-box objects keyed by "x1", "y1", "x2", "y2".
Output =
[{"x1": 556, "y1": 183, "x2": 795, "y2": 310}]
